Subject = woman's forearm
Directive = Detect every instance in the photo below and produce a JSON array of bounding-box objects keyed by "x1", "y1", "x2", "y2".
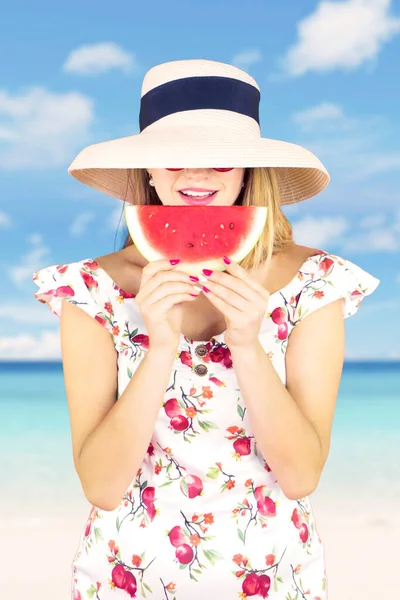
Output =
[
  {"x1": 77, "y1": 346, "x2": 177, "y2": 511},
  {"x1": 228, "y1": 340, "x2": 323, "y2": 500}
]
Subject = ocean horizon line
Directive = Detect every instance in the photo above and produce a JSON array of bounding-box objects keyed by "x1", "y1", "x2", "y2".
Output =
[{"x1": 0, "y1": 359, "x2": 399, "y2": 369}]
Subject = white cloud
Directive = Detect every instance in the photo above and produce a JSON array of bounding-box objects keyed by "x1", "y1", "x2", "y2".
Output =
[
  {"x1": 291, "y1": 102, "x2": 399, "y2": 185},
  {"x1": 292, "y1": 211, "x2": 400, "y2": 253},
  {"x1": 292, "y1": 102, "x2": 358, "y2": 133},
  {"x1": 292, "y1": 215, "x2": 351, "y2": 246},
  {"x1": 231, "y1": 50, "x2": 262, "y2": 71},
  {"x1": 9, "y1": 234, "x2": 52, "y2": 285},
  {"x1": 0, "y1": 331, "x2": 60, "y2": 360},
  {"x1": 63, "y1": 42, "x2": 138, "y2": 76},
  {"x1": 0, "y1": 210, "x2": 11, "y2": 228},
  {"x1": 69, "y1": 211, "x2": 96, "y2": 236},
  {"x1": 343, "y1": 226, "x2": 399, "y2": 252},
  {"x1": 359, "y1": 213, "x2": 387, "y2": 229},
  {"x1": 0, "y1": 86, "x2": 94, "y2": 170},
  {"x1": 280, "y1": 0, "x2": 400, "y2": 77},
  {"x1": 0, "y1": 302, "x2": 56, "y2": 325}
]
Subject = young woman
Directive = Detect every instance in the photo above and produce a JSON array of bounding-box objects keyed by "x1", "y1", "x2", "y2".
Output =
[{"x1": 33, "y1": 59, "x2": 380, "y2": 600}]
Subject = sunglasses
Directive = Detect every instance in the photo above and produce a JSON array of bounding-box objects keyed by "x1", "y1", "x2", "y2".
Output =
[{"x1": 166, "y1": 168, "x2": 234, "y2": 172}]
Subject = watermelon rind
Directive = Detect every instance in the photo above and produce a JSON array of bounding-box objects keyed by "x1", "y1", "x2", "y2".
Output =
[{"x1": 124, "y1": 205, "x2": 268, "y2": 276}]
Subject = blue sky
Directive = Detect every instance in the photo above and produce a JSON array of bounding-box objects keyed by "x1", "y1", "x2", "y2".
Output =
[{"x1": 0, "y1": 0, "x2": 399, "y2": 360}]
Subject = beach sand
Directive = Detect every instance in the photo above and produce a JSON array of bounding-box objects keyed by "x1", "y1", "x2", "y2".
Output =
[{"x1": 1, "y1": 489, "x2": 398, "y2": 599}]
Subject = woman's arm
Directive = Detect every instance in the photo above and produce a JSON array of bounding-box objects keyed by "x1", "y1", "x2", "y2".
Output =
[
  {"x1": 61, "y1": 300, "x2": 177, "y2": 512},
  {"x1": 228, "y1": 298, "x2": 345, "y2": 500}
]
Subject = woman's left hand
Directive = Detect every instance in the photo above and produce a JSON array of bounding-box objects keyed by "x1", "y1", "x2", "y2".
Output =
[{"x1": 199, "y1": 257, "x2": 270, "y2": 349}]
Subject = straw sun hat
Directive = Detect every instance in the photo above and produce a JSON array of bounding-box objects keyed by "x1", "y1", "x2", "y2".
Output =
[{"x1": 68, "y1": 59, "x2": 330, "y2": 205}]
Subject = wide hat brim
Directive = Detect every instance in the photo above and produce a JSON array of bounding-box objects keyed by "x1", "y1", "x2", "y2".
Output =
[{"x1": 68, "y1": 125, "x2": 330, "y2": 206}]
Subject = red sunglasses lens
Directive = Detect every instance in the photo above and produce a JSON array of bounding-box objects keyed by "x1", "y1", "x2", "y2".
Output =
[{"x1": 166, "y1": 168, "x2": 234, "y2": 172}]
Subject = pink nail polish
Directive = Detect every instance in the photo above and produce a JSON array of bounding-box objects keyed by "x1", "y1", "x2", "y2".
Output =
[
  {"x1": 202, "y1": 269, "x2": 213, "y2": 276},
  {"x1": 223, "y1": 256, "x2": 231, "y2": 265},
  {"x1": 189, "y1": 275, "x2": 199, "y2": 282},
  {"x1": 169, "y1": 259, "x2": 180, "y2": 265},
  {"x1": 202, "y1": 285, "x2": 210, "y2": 293}
]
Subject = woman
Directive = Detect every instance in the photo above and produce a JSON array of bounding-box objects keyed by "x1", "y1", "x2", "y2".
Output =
[{"x1": 32, "y1": 59, "x2": 380, "y2": 599}]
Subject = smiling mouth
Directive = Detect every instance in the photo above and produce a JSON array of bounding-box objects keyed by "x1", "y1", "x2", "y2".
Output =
[{"x1": 178, "y1": 190, "x2": 218, "y2": 204}]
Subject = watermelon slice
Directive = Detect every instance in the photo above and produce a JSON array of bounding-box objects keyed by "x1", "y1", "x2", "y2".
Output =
[{"x1": 124, "y1": 205, "x2": 268, "y2": 275}]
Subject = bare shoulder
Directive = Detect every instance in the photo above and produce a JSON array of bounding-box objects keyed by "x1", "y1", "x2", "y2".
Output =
[
  {"x1": 93, "y1": 246, "x2": 145, "y2": 295},
  {"x1": 283, "y1": 242, "x2": 323, "y2": 265},
  {"x1": 264, "y1": 243, "x2": 322, "y2": 294}
]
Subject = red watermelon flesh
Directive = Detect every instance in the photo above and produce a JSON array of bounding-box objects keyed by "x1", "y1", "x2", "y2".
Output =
[{"x1": 124, "y1": 205, "x2": 268, "y2": 275}]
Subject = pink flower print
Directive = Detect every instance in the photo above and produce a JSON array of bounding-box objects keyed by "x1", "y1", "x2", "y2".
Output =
[
  {"x1": 80, "y1": 271, "x2": 98, "y2": 290},
  {"x1": 131, "y1": 333, "x2": 149, "y2": 349},
  {"x1": 180, "y1": 474, "x2": 203, "y2": 499},
  {"x1": 54, "y1": 285, "x2": 75, "y2": 298},
  {"x1": 142, "y1": 486, "x2": 156, "y2": 521},
  {"x1": 168, "y1": 525, "x2": 187, "y2": 548},
  {"x1": 242, "y1": 572, "x2": 261, "y2": 596},
  {"x1": 164, "y1": 398, "x2": 182, "y2": 418},
  {"x1": 209, "y1": 344, "x2": 233, "y2": 368},
  {"x1": 56, "y1": 264, "x2": 69, "y2": 275},
  {"x1": 317, "y1": 257, "x2": 334, "y2": 277},
  {"x1": 175, "y1": 544, "x2": 194, "y2": 565},
  {"x1": 254, "y1": 486, "x2": 277, "y2": 518},
  {"x1": 179, "y1": 350, "x2": 193, "y2": 368},
  {"x1": 269, "y1": 307, "x2": 286, "y2": 324}
]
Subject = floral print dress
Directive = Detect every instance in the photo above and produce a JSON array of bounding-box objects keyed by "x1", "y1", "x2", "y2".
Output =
[{"x1": 32, "y1": 250, "x2": 380, "y2": 600}]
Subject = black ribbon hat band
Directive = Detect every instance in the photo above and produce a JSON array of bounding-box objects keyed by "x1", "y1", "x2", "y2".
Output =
[{"x1": 139, "y1": 76, "x2": 261, "y2": 132}]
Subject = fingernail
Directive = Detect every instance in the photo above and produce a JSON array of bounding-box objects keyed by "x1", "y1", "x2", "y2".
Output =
[
  {"x1": 202, "y1": 269, "x2": 213, "y2": 276},
  {"x1": 202, "y1": 286, "x2": 210, "y2": 293},
  {"x1": 198, "y1": 274, "x2": 208, "y2": 283},
  {"x1": 169, "y1": 259, "x2": 180, "y2": 265},
  {"x1": 223, "y1": 256, "x2": 231, "y2": 265},
  {"x1": 189, "y1": 275, "x2": 199, "y2": 282},
  {"x1": 192, "y1": 285, "x2": 202, "y2": 292}
]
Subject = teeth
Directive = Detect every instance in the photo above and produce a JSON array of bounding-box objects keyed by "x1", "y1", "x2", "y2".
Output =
[{"x1": 181, "y1": 190, "x2": 215, "y2": 197}]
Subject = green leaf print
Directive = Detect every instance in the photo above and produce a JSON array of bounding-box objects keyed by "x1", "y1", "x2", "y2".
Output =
[
  {"x1": 237, "y1": 528, "x2": 245, "y2": 543},
  {"x1": 237, "y1": 404, "x2": 245, "y2": 419},
  {"x1": 203, "y1": 548, "x2": 223, "y2": 566},
  {"x1": 127, "y1": 367, "x2": 132, "y2": 379},
  {"x1": 202, "y1": 548, "x2": 215, "y2": 565},
  {"x1": 206, "y1": 467, "x2": 220, "y2": 479},
  {"x1": 198, "y1": 420, "x2": 218, "y2": 432},
  {"x1": 159, "y1": 481, "x2": 174, "y2": 487},
  {"x1": 87, "y1": 585, "x2": 96, "y2": 598},
  {"x1": 143, "y1": 582, "x2": 152, "y2": 593},
  {"x1": 116, "y1": 516, "x2": 121, "y2": 532},
  {"x1": 93, "y1": 526, "x2": 103, "y2": 542}
]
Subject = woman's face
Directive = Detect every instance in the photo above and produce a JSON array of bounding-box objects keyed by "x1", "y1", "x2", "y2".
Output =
[{"x1": 146, "y1": 168, "x2": 246, "y2": 206}]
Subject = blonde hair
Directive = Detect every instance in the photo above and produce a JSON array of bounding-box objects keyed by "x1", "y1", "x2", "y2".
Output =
[{"x1": 120, "y1": 167, "x2": 294, "y2": 275}]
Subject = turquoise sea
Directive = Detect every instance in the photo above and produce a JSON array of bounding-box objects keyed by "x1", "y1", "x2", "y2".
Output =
[{"x1": 1, "y1": 360, "x2": 399, "y2": 517}]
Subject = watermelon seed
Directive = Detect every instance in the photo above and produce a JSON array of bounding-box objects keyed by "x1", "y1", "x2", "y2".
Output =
[
  {"x1": 220, "y1": 224, "x2": 225, "y2": 229},
  {"x1": 229, "y1": 223, "x2": 234, "y2": 229},
  {"x1": 187, "y1": 243, "x2": 194, "y2": 248}
]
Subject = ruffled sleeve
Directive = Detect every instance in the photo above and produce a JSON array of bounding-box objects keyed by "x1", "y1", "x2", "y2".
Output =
[
  {"x1": 32, "y1": 260, "x2": 115, "y2": 335},
  {"x1": 292, "y1": 253, "x2": 380, "y2": 325}
]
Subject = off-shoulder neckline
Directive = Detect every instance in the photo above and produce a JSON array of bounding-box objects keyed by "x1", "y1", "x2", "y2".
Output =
[
  {"x1": 84, "y1": 251, "x2": 328, "y2": 302},
  {"x1": 79, "y1": 251, "x2": 328, "y2": 345}
]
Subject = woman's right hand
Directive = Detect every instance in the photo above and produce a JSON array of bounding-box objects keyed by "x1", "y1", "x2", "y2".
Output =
[{"x1": 134, "y1": 259, "x2": 201, "y2": 351}]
